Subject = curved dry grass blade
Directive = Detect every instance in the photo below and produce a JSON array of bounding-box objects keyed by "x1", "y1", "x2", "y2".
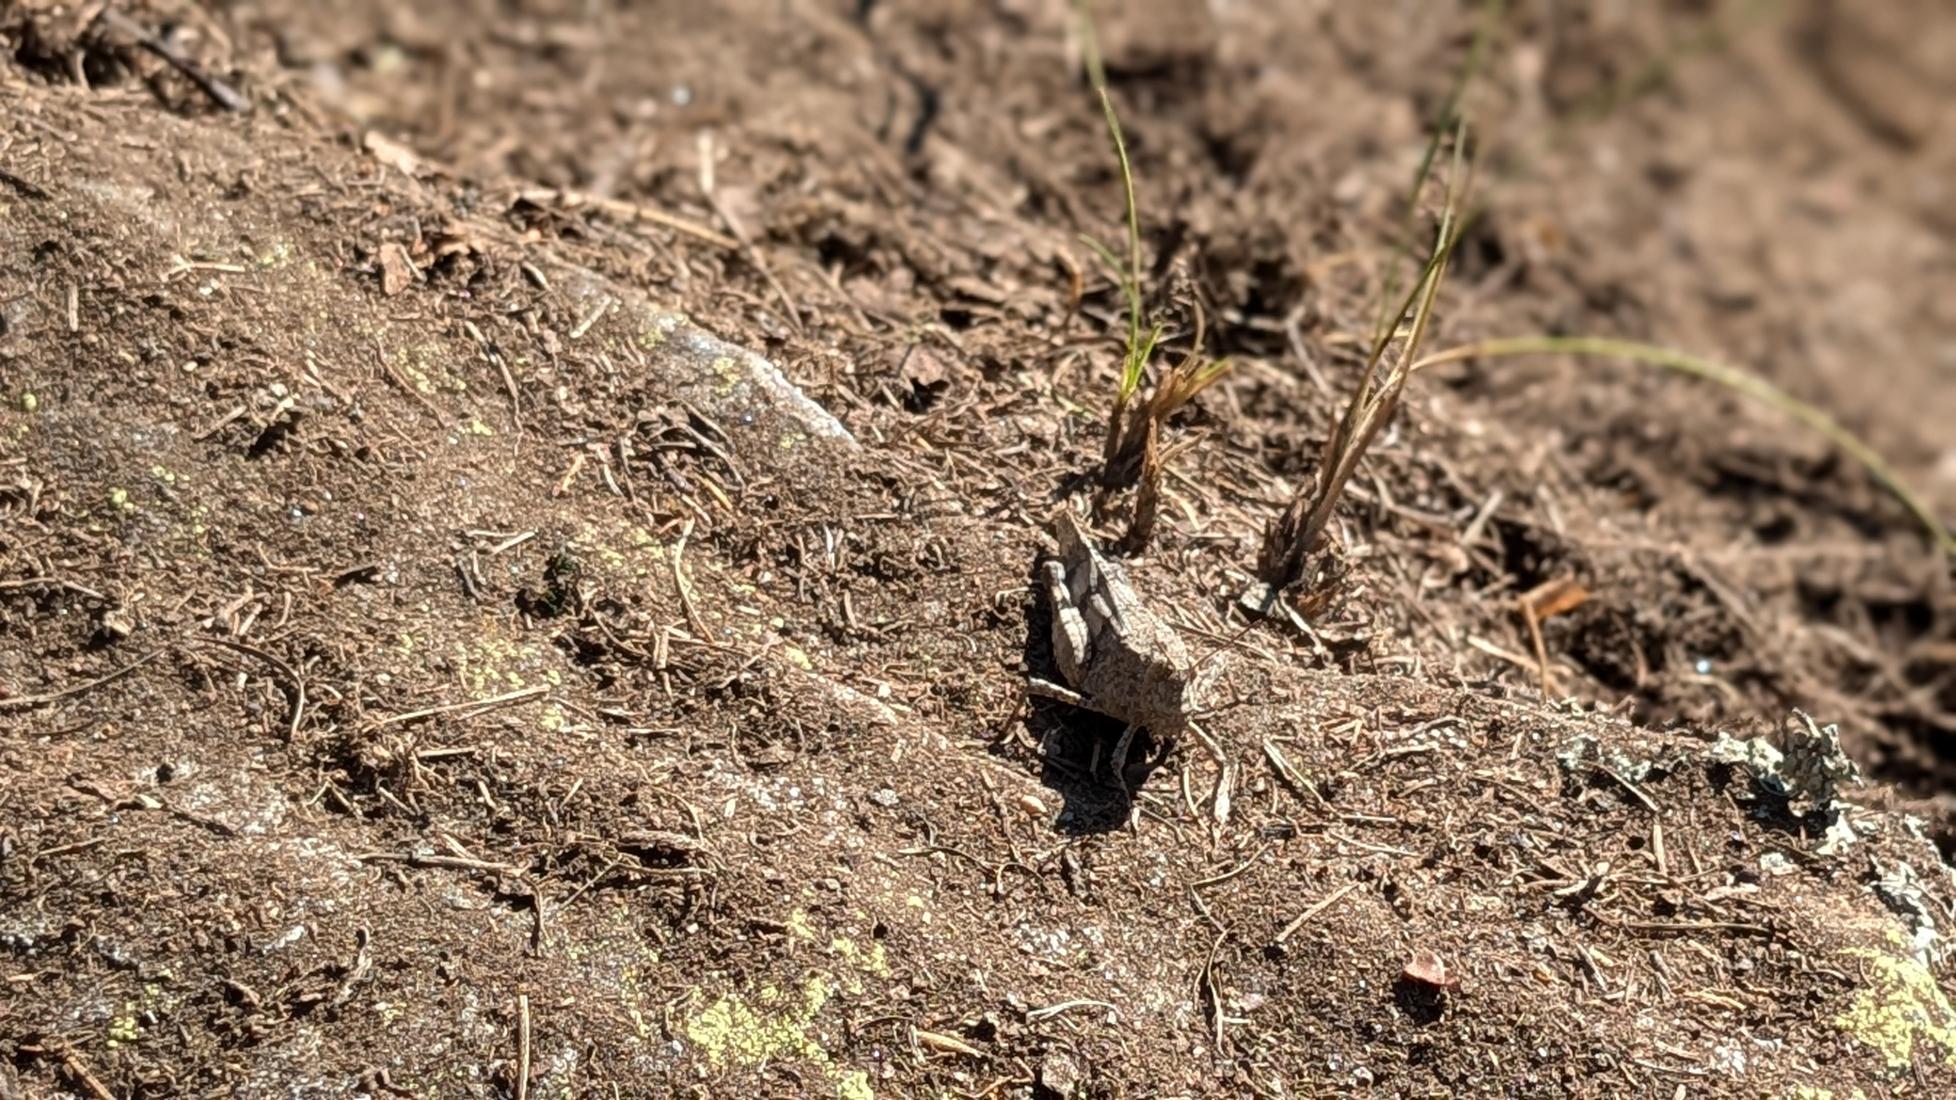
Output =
[{"x1": 1410, "y1": 336, "x2": 1956, "y2": 561}]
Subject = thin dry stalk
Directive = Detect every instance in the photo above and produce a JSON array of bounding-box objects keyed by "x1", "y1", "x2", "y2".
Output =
[
  {"x1": 1117, "y1": 417, "x2": 1164, "y2": 554},
  {"x1": 1112, "y1": 349, "x2": 1227, "y2": 553},
  {"x1": 1259, "y1": 126, "x2": 1472, "y2": 591}
]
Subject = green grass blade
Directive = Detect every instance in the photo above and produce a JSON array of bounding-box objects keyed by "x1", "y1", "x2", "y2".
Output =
[
  {"x1": 1409, "y1": 336, "x2": 1956, "y2": 560},
  {"x1": 1075, "y1": 3, "x2": 1153, "y2": 401},
  {"x1": 1096, "y1": 84, "x2": 1146, "y2": 363},
  {"x1": 1374, "y1": 0, "x2": 1504, "y2": 343}
]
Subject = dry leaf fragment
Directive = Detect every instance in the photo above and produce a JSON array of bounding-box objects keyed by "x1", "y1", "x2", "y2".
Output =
[
  {"x1": 1402, "y1": 949, "x2": 1459, "y2": 990},
  {"x1": 363, "y1": 131, "x2": 424, "y2": 177},
  {"x1": 1519, "y1": 575, "x2": 1590, "y2": 620},
  {"x1": 377, "y1": 243, "x2": 416, "y2": 296}
]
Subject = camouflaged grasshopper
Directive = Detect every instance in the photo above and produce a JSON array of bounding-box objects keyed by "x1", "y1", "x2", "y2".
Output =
[{"x1": 1028, "y1": 507, "x2": 1210, "y2": 786}]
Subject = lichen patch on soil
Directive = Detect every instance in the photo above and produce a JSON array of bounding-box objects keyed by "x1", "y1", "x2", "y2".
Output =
[{"x1": 4, "y1": 0, "x2": 1956, "y2": 1096}]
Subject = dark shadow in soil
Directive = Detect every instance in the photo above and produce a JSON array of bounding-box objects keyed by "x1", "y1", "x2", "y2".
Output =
[
  {"x1": 1392, "y1": 978, "x2": 1449, "y2": 1027},
  {"x1": 1028, "y1": 704, "x2": 1157, "y2": 835},
  {"x1": 1704, "y1": 764, "x2": 1848, "y2": 848}
]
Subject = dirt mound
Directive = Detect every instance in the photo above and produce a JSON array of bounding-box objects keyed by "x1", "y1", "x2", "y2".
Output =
[{"x1": 4, "y1": 0, "x2": 1956, "y2": 1095}]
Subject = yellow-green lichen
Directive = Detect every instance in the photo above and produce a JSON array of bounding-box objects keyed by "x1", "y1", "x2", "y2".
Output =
[
  {"x1": 1834, "y1": 943, "x2": 1956, "y2": 1070},
  {"x1": 710, "y1": 355, "x2": 743, "y2": 397},
  {"x1": 617, "y1": 958, "x2": 662, "y2": 1040},
  {"x1": 786, "y1": 910, "x2": 819, "y2": 941},
  {"x1": 679, "y1": 911, "x2": 888, "y2": 1098},
  {"x1": 684, "y1": 977, "x2": 834, "y2": 1073},
  {"x1": 828, "y1": 936, "x2": 889, "y2": 985},
  {"x1": 108, "y1": 982, "x2": 178, "y2": 1048},
  {"x1": 634, "y1": 318, "x2": 674, "y2": 350},
  {"x1": 452, "y1": 626, "x2": 561, "y2": 694},
  {"x1": 837, "y1": 1070, "x2": 874, "y2": 1100}
]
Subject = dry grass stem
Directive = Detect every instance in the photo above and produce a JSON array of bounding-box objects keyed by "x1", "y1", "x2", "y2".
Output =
[{"x1": 1259, "y1": 123, "x2": 1473, "y2": 592}]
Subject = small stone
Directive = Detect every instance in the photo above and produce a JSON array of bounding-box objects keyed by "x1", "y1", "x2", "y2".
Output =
[
  {"x1": 1037, "y1": 1047, "x2": 1084, "y2": 1097},
  {"x1": 870, "y1": 787, "x2": 899, "y2": 808},
  {"x1": 97, "y1": 608, "x2": 134, "y2": 640}
]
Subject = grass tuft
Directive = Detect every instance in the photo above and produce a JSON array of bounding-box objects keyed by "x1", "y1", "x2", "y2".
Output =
[
  {"x1": 1373, "y1": 0, "x2": 1504, "y2": 347},
  {"x1": 1258, "y1": 121, "x2": 1474, "y2": 591},
  {"x1": 1073, "y1": 2, "x2": 1230, "y2": 553}
]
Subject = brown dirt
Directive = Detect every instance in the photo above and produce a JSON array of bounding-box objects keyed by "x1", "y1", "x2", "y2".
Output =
[{"x1": 4, "y1": 0, "x2": 1956, "y2": 1096}]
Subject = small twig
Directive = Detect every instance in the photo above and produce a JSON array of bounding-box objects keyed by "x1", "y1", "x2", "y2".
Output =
[
  {"x1": 58, "y1": 1046, "x2": 116, "y2": 1100},
  {"x1": 204, "y1": 637, "x2": 307, "y2": 741},
  {"x1": 0, "y1": 649, "x2": 164, "y2": 711},
  {"x1": 1192, "y1": 843, "x2": 1270, "y2": 890},
  {"x1": 372, "y1": 338, "x2": 445, "y2": 422},
  {"x1": 569, "y1": 298, "x2": 612, "y2": 340},
  {"x1": 32, "y1": 836, "x2": 108, "y2": 861},
  {"x1": 913, "y1": 1027, "x2": 986, "y2": 1059},
  {"x1": 1261, "y1": 739, "x2": 1332, "y2": 811},
  {"x1": 0, "y1": 575, "x2": 107, "y2": 600},
  {"x1": 367, "y1": 684, "x2": 550, "y2": 729},
  {"x1": 222, "y1": 978, "x2": 264, "y2": 1009},
  {"x1": 0, "y1": 167, "x2": 52, "y2": 200},
  {"x1": 1460, "y1": 488, "x2": 1504, "y2": 547},
  {"x1": 1521, "y1": 601, "x2": 1554, "y2": 696},
  {"x1": 463, "y1": 319, "x2": 522, "y2": 430},
  {"x1": 97, "y1": 9, "x2": 247, "y2": 111},
  {"x1": 1610, "y1": 918, "x2": 1775, "y2": 938},
  {"x1": 484, "y1": 530, "x2": 536, "y2": 556},
  {"x1": 516, "y1": 993, "x2": 532, "y2": 1100},
  {"x1": 1596, "y1": 767, "x2": 1658, "y2": 810},
  {"x1": 556, "y1": 857, "x2": 623, "y2": 910},
  {"x1": 1024, "y1": 999, "x2": 1118, "y2": 1022},
  {"x1": 516, "y1": 186, "x2": 738, "y2": 251},
  {"x1": 673, "y1": 519, "x2": 714, "y2": 643},
  {"x1": 1199, "y1": 927, "x2": 1231, "y2": 1055},
  {"x1": 356, "y1": 851, "x2": 517, "y2": 874},
  {"x1": 1466, "y1": 633, "x2": 1538, "y2": 675},
  {"x1": 1273, "y1": 881, "x2": 1361, "y2": 945}
]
